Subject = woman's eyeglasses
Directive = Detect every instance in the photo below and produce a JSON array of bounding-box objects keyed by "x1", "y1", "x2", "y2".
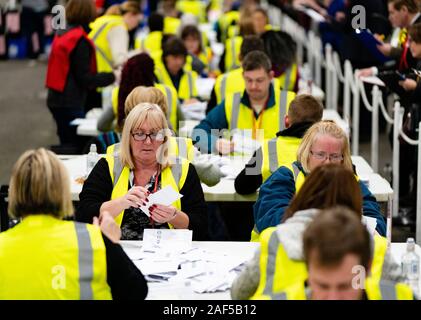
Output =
[
  {"x1": 310, "y1": 151, "x2": 343, "y2": 162},
  {"x1": 131, "y1": 131, "x2": 165, "y2": 142}
]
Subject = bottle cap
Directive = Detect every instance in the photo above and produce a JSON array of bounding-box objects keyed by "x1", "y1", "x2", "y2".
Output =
[
  {"x1": 90, "y1": 144, "x2": 97, "y2": 153},
  {"x1": 407, "y1": 237, "x2": 415, "y2": 251}
]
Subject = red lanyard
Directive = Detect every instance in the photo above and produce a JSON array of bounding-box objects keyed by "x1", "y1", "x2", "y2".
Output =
[{"x1": 149, "y1": 166, "x2": 161, "y2": 228}]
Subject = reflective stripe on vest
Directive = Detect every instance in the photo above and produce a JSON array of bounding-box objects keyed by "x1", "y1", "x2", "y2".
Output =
[
  {"x1": 263, "y1": 136, "x2": 302, "y2": 182},
  {"x1": 164, "y1": 85, "x2": 173, "y2": 123},
  {"x1": 365, "y1": 278, "x2": 414, "y2": 300},
  {"x1": 74, "y1": 222, "x2": 94, "y2": 300},
  {"x1": 91, "y1": 22, "x2": 114, "y2": 70},
  {"x1": 230, "y1": 92, "x2": 242, "y2": 130},
  {"x1": 251, "y1": 227, "x2": 308, "y2": 300},
  {"x1": 187, "y1": 72, "x2": 193, "y2": 99},
  {"x1": 268, "y1": 139, "x2": 278, "y2": 174},
  {"x1": 228, "y1": 89, "x2": 292, "y2": 137},
  {"x1": 220, "y1": 74, "x2": 228, "y2": 102}
]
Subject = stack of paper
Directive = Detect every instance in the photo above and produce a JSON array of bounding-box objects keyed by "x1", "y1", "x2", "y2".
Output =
[
  {"x1": 127, "y1": 230, "x2": 251, "y2": 294},
  {"x1": 180, "y1": 102, "x2": 207, "y2": 121}
]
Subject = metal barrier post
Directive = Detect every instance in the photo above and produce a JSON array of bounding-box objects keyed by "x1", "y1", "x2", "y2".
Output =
[
  {"x1": 417, "y1": 121, "x2": 421, "y2": 244},
  {"x1": 371, "y1": 86, "x2": 380, "y2": 172},
  {"x1": 352, "y1": 72, "x2": 360, "y2": 155},
  {"x1": 393, "y1": 104, "x2": 404, "y2": 218}
]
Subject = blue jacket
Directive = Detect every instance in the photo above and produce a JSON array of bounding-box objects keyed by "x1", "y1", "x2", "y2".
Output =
[{"x1": 253, "y1": 162, "x2": 387, "y2": 236}]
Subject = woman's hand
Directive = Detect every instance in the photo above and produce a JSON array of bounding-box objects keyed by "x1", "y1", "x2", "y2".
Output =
[
  {"x1": 149, "y1": 204, "x2": 178, "y2": 224},
  {"x1": 94, "y1": 211, "x2": 121, "y2": 243},
  {"x1": 399, "y1": 79, "x2": 417, "y2": 91},
  {"x1": 120, "y1": 186, "x2": 149, "y2": 210}
]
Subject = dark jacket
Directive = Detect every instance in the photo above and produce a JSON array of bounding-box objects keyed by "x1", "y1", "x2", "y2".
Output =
[
  {"x1": 76, "y1": 158, "x2": 209, "y2": 241},
  {"x1": 234, "y1": 122, "x2": 314, "y2": 195},
  {"x1": 101, "y1": 234, "x2": 148, "y2": 300},
  {"x1": 253, "y1": 161, "x2": 387, "y2": 236},
  {"x1": 47, "y1": 26, "x2": 115, "y2": 110}
]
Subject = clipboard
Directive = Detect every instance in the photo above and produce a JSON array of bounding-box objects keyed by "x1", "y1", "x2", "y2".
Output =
[{"x1": 354, "y1": 29, "x2": 391, "y2": 63}]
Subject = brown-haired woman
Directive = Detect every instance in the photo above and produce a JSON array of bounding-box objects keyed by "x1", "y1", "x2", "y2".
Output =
[
  {"x1": 231, "y1": 164, "x2": 403, "y2": 300},
  {"x1": 88, "y1": 1, "x2": 143, "y2": 73},
  {"x1": 46, "y1": 0, "x2": 115, "y2": 152}
]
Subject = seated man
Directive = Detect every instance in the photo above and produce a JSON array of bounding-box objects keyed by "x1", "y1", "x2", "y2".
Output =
[
  {"x1": 235, "y1": 94, "x2": 323, "y2": 195},
  {"x1": 277, "y1": 207, "x2": 415, "y2": 300},
  {"x1": 192, "y1": 50, "x2": 296, "y2": 155}
]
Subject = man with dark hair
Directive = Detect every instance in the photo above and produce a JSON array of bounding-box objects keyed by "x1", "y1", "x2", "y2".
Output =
[
  {"x1": 193, "y1": 50, "x2": 296, "y2": 155},
  {"x1": 154, "y1": 36, "x2": 199, "y2": 102},
  {"x1": 277, "y1": 207, "x2": 415, "y2": 300},
  {"x1": 235, "y1": 94, "x2": 323, "y2": 195},
  {"x1": 207, "y1": 35, "x2": 266, "y2": 113}
]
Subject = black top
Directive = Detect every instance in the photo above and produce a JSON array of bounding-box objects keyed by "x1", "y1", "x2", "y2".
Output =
[
  {"x1": 47, "y1": 27, "x2": 115, "y2": 110},
  {"x1": 76, "y1": 158, "x2": 209, "y2": 241},
  {"x1": 101, "y1": 233, "x2": 148, "y2": 300},
  {"x1": 234, "y1": 122, "x2": 314, "y2": 195}
]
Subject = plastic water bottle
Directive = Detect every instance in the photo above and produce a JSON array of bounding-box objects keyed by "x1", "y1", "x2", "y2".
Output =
[
  {"x1": 401, "y1": 238, "x2": 420, "y2": 295},
  {"x1": 86, "y1": 144, "x2": 99, "y2": 176}
]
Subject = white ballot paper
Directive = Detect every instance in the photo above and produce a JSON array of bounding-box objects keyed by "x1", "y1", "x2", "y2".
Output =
[
  {"x1": 143, "y1": 229, "x2": 193, "y2": 252},
  {"x1": 139, "y1": 185, "x2": 183, "y2": 217}
]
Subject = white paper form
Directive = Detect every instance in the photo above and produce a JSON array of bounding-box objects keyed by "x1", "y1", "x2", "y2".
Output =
[
  {"x1": 143, "y1": 229, "x2": 193, "y2": 252},
  {"x1": 139, "y1": 185, "x2": 183, "y2": 217}
]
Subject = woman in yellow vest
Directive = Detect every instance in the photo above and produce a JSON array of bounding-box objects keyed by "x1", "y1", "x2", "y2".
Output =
[
  {"x1": 97, "y1": 53, "x2": 180, "y2": 133},
  {"x1": 278, "y1": 207, "x2": 413, "y2": 300},
  {"x1": 0, "y1": 148, "x2": 147, "y2": 300},
  {"x1": 154, "y1": 36, "x2": 199, "y2": 102},
  {"x1": 77, "y1": 103, "x2": 208, "y2": 240},
  {"x1": 111, "y1": 86, "x2": 223, "y2": 187},
  {"x1": 181, "y1": 24, "x2": 212, "y2": 76},
  {"x1": 231, "y1": 164, "x2": 403, "y2": 300},
  {"x1": 254, "y1": 121, "x2": 387, "y2": 237},
  {"x1": 89, "y1": 1, "x2": 142, "y2": 73}
]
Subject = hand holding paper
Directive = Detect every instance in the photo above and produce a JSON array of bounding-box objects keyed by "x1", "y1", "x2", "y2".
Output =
[{"x1": 139, "y1": 185, "x2": 183, "y2": 218}]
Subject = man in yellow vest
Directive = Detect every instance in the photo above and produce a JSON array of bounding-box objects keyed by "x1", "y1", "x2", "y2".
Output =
[
  {"x1": 207, "y1": 35, "x2": 265, "y2": 114},
  {"x1": 269, "y1": 207, "x2": 414, "y2": 300},
  {"x1": 154, "y1": 36, "x2": 199, "y2": 102},
  {"x1": 234, "y1": 94, "x2": 323, "y2": 195},
  {"x1": 192, "y1": 50, "x2": 296, "y2": 155}
]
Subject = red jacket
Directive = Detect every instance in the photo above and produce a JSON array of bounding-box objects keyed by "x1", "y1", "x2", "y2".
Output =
[{"x1": 46, "y1": 26, "x2": 97, "y2": 92}]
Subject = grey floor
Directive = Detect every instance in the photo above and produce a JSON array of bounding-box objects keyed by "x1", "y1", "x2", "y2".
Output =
[{"x1": 0, "y1": 59, "x2": 413, "y2": 241}]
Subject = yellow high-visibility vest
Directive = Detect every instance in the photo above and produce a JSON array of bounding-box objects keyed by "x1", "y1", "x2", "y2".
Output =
[
  {"x1": 251, "y1": 226, "x2": 390, "y2": 300},
  {"x1": 164, "y1": 16, "x2": 181, "y2": 35},
  {"x1": 154, "y1": 60, "x2": 198, "y2": 101},
  {"x1": 276, "y1": 63, "x2": 299, "y2": 92},
  {"x1": 224, "y1": 89, "x2": 296, "y2": 140},
  {"x1": 89, "y1": 15, "x2": 126, "y2": 73},
  {"x1": 0, "y1": 215, "x2": 112, "y2": 300},
  {"x1": 176, "y1": 0, "x2": 207, "y2": 23},
  {"x1": 224, "y1": 36, "x2": 242, "y2": 71},
  {"x1": 261, "y1": 136, "x2": 302, "y2": 182},
  {"x1": 105, "y1": 150, "x2": 190, "y2": 226},
  {"x1": 135, "y1": 31, "x2": 163, "y2": 55},
  {"x1": 273, "y1": 278, "x2": 413, "y2": 300},
  {"x1": 218, "y1": 10, "x2": 240, "y2": 43}
]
